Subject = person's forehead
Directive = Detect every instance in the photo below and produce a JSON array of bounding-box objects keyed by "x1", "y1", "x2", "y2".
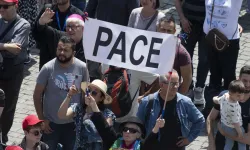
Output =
[
  {"x1": 58, "y1": 42, "x2": 72, "y2": 48},
  {"x1": 240, "y1": 74, "x2": 250, "y2": 80},
  {"x1": 160, "y1": 21, "x2": 175, "y2": 28},
  {"x1": 66, "y1": 21, "x2": 80, "y2": 26}
]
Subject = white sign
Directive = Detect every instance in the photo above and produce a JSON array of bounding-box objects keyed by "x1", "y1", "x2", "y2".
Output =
[{"x1": 83, "y1": 18, "x2": 177, "y2": 75}]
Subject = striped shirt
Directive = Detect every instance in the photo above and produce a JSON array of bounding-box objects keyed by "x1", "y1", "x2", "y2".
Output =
[{"x1": 182, "y1": 0, "x2": 206, "y2": 23}]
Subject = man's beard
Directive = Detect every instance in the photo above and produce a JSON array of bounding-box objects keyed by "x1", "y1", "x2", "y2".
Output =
[
  {"x1": 56, "y1": 0, "x2": 68, "y2": 5},
  {"x1": 56, "y1": 54, "x2": 73, "y2": 64}
]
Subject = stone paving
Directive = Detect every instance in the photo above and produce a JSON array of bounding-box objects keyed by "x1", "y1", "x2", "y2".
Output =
[{"x1": 6, "y1": 0, "x2": 250, "y2": 149}]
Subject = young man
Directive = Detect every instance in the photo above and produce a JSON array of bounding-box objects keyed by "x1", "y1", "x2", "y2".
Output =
[
  {"x1": 137, "y1": 70, "x2": 205, "y2": 149},
  {"x1": 33, "y1": 0, "x2": 84, "y2": 70},
  {"x1": 19, "y1": 115, "x2": 49, "y2": 150},
  {"x1": 207, "y1": 65, "x2": 250, "y2": 150},
  {"x1": 156, "y1": 16, "x2": 192, "y2": 95},
  {"x1": 175, "y1": 0, "x2": 208, "y2": 105},
  {"x1": 33, "y1": 36, "x2": 89, "y2": 150},
  {"x1": 0, "y1": 0, "x2": 30, "y2": 143}
]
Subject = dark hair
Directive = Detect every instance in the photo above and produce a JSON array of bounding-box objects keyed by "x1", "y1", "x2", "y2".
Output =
[
  {"x1": 228, "y1": 80, "x2": 245, "y2": 94},
  {"x1": 24, "y1": 122, "x2": 43, "y2": 132},
  {"x1": 154, "y1": 0, "x2": 160, "y2": 9},
  {"x1": 240, "y1": 65, "x2": 250, "y2": 76},
  {"x1": 58, "y1": 36, "x2": 76, "y2": 51},
  {"x1": 158, "y1": 15, "x2": 176, "y2": 28}
]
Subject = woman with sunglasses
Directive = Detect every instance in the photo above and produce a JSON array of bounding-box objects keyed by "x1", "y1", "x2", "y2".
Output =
[
  {"x1": 84, "y1": 91, "x2": 149, "y2": 150},
  {"x1": 58, "y1": 79, "x2": 116, "y2": 150},
  {"x1": 19, "y1": 115, "x2": 49, "y2": 150}
]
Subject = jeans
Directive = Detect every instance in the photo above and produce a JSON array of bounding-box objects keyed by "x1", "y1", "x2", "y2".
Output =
[
  {"x1": 221, "y1": 122, "x2": 246, "y2": 150},
  {"x1": 42, "y1": 122, "x2": 76, "y2": 150},
  {"x1": 181, "y1": 23, "x2": 209, "y2": 88},
  {"x1": 71, "y1": 0, "x2": 86, "y2": 11},
  {"x1": 0, "y1": 67, "x2": 24, "y2": 143},
  {"x1": 206, "y1": 38, "x2": 240, "y2": 90}
]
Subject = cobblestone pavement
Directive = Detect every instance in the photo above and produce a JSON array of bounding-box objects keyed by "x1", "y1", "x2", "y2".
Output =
[{"x1": 7, "y1": 0, "x2": 250, "y2": 149}]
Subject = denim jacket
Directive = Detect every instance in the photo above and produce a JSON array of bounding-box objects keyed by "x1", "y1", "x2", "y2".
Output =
[{"x1": 137, "y1": 92, "x2": 205, "y2": 143}]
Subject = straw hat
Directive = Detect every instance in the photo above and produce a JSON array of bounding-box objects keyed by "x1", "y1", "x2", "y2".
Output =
[{"x1": 81, "y1": 80, "x2": 112, "y2": 104}]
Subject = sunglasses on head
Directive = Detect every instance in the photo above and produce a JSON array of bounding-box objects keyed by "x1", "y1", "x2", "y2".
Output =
[
  {"x1": 0, "y1": 4, "x2": 15, "y2": 9},
  {"x1": 30, "y1": 130, "x2": 43, "y2": 136},
  {"x1": 123, "y1": 127, "x2": 139, "y2": 134}
]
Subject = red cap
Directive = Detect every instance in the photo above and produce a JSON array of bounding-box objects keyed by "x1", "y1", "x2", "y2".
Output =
[
  {"x1": 2, "y1": 0, "x2": 18, "y2": 3},
  {"x1": 5, "y1": 146, "x2": 23, "y2": 150},
  {"x1": 22, "y1": 115, "x2": 43, "y2": 130}
]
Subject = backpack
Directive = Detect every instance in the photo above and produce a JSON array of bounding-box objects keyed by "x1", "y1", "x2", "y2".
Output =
[{"x1": 103, "y1": 67, "x2": 137, "y2": 118}]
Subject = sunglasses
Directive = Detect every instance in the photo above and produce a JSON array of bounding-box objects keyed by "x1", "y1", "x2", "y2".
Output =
[
  {"x1": 123, "y1": 127, "x2": 139, "y2": 134},
  {"x1": 29, "y1": 130, "x2": 43, "y2": 136},
  {"x1": 88, "y1": 89, "x2": 98, "y2": 96},
  {"x1": 0, "y1": 4, "x2": 15, "y2": 9}
]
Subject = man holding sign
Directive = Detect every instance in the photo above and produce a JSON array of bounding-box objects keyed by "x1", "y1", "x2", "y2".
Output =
[
  {"x1": 83, "y1": 18, "x2": 176, "y2": 126},
  {"x1": 137, "y1": 70, "x2": 205, "y2": 149}
]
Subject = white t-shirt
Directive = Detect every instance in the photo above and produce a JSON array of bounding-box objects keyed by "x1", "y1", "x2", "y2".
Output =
[
  {"x1": 219, "y1": 95, "x2": 242, "y2": 128},
  {"x1": 203, "y1": 0, "x2": 243, "y2": 39},
  {"x1": 127, "y1": 7, "x2": 165, "y2": 32},
  {"x1": 101, "y1": 64, "x2": 158, "y2": 122}
]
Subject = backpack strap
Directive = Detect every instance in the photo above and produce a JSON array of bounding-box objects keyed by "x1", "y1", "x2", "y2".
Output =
[{"x1": 145, "y1": 94, "x2": 155, "y2": 124}]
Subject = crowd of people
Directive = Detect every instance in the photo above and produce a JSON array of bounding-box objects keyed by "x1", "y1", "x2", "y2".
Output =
[{"x1": 0, "y1": 0, "x2": 250, "y2": 149}]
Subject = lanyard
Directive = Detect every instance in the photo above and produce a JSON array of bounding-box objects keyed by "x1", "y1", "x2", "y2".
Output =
[{"x1": 56, "y1": 11, "x2": 68, "y2": 31}]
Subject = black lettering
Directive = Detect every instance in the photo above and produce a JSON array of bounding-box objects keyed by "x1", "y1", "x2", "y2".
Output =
[
  {"x1": 146, "y1": 37, "x2": 163, "y2": 68},
  {"x1": 93, "y1": 27, "x2": 113, "y2": 56},
  {"x1": 107, "y1": 32, "x2": 126, "y2": 62},
  {"x1": 130, "y1": 35, "x2": 147, "y2": 65}
]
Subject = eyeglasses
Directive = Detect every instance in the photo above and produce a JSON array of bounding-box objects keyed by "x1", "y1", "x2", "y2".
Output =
[
  {"x1": 29, "y1": 130, "x2": 43, "y2": 136},
  {"x1": 66, "y1": 25, "x2": 80, "y2": 31},
  {"x1": 0, "y1": 4, "x2": 15, "y2": 9},
  {"x1": 88, "y1": 89, "x2": 98, "y2": 96},
  {"x1": 122, "y1": 127, "x2": 139, "y2": 134},
  {"x1": 163, "y1": 81, "x2": 179, "y2": 87}
]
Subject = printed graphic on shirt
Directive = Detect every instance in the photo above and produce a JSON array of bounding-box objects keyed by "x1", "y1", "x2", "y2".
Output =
[
  {"x1": 206, "y1": 0, "x2": 231, "y2": 28},
  {"x1": 54, "y1": 73, "x2": 82, "y2": 92}
]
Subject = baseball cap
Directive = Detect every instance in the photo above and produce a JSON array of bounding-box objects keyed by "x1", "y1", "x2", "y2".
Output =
[
  {"x1": 22, "y1": 115, "x2": 43, "y2": 130},
  {"x1": 5, "y1": 146, "x2": 23, "y2": 150},
  {"x1": 2, "y1": 0, "x2": 18, "y2": 4}
]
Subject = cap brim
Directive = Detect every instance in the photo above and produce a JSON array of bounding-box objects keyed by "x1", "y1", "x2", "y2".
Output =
[
  {"x1": 81, "y1": 82, "x2": 112, "y2": 104},
  {"x1": 30, "y1": 120, "x2": 44, "y2": 126}
]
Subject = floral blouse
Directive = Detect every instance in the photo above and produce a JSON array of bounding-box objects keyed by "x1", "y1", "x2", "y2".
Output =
[{"x1": 71, "y1": 104, "x2": 116, "y2": 150}]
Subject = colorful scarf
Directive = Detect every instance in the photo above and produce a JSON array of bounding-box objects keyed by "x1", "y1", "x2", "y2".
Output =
[{"x1": 109, "y1": 138, "x2": 140, "y2": 150}]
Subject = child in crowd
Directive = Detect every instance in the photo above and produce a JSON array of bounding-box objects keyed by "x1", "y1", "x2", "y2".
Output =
[
  {"x1": 213, "y1": 80, "x2": 246, "y2": 150},
  {"x1": 19, "y1": 115, "x2": 49, "y2": 150}
]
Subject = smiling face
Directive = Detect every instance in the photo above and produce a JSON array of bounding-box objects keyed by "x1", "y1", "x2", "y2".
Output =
[{"x1": 0, "y1": 1, "x2": 16, "y2": 20}]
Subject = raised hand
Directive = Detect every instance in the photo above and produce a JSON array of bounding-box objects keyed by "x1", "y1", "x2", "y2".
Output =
[{"x1": 39, "y1": 8, "x2": 55, "y2": 25}]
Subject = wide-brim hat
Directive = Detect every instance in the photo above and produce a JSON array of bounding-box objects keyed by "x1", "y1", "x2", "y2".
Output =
[
  {"x1": 119, "y1": 116, "x2": 146, "y2": 138},
  {"x1": 81, "y1": 79, "x2": 112, "y2": 104}
]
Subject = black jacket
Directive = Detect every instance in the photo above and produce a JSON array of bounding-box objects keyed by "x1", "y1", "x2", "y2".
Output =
[
  {"x1": 91, "y1": 112, "x2": 146, "y2": 150},
  {"x1": 32, "y1": 4, "x2": 84, "y2": 69},
  {"x1": 86, "y1": 0, "x2": 139, "y2": 26}
]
